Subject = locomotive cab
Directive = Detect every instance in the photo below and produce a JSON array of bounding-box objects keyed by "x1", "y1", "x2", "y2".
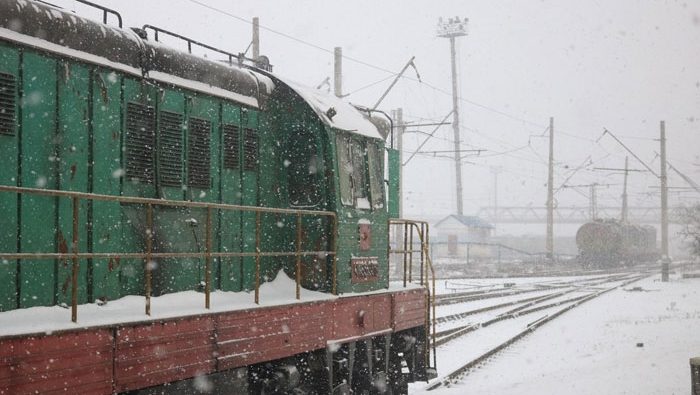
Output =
[{"x1": 264, "y1": 79, "x2": 390, "y2": 294}]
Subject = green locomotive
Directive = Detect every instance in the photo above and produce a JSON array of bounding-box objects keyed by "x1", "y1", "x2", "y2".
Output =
[
  {"x1": 0, "y1": 1, "x2": 435, "y2": 393},
  {"x1": 0, "y1": 0, "x2": 398, "y2": 310}
]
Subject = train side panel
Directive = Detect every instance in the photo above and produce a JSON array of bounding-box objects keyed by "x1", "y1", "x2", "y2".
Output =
[
  {"x1": 19, "y1": 52, "x2": 58, "y2": 308},
  {"x1": 0, "y1": 43, "x2": 19, "y2": 311}
]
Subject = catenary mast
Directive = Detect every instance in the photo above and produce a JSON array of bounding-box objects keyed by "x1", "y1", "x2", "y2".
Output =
[{"x1": 437, "y1": 17, "x2": 468, "y2": 215}]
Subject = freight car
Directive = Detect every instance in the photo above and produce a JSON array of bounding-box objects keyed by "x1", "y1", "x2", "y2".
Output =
[
  {"x1": 575, "y1": 219, "x2": 658, "y2": 268},
  {"x1": 0, "y1": 1, "x2": 436, "y2": 393}
]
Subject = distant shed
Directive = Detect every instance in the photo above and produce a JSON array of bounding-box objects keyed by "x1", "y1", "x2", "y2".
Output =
[{"x1": 434, "y1": 215, "x2": 494, "y2": 258}]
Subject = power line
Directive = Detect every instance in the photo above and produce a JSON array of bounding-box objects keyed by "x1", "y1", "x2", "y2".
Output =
[
  {"x1": 183, "y1": 0, "x2": 562, "y2": 134},
  {"x1": 184, "y1": 0, "x2": 402, "y2": 76}
]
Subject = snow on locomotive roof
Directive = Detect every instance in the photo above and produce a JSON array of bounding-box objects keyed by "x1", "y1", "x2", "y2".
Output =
[
  {"x1": 143, "y1": 39, "x2": 273, "y2": 109},
  {"x1": 283, "y1": 78, "x2": 383, "y2": 140},
  {"x1": 0, "y1": 0, "x2": 272, "y2": 109},
  {"x1": 0, "y1": 26, "x2": 142, "y2": 76}
]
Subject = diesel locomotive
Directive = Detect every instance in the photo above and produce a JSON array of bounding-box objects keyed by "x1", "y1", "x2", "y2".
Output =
[{"x1": 0, "y1": 0, "x2": 436, "y2": 393}]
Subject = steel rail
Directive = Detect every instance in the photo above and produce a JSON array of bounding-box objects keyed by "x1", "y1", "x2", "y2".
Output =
[
  {"x1": 435, "y1": 273, "x2": 639, "y2": 326},
  {"x1": 434, "y1": 272, "x2": 635, "y2": 306},
  {"x1": 426, "y1": 273, "x2": 649, "y2": 390}
]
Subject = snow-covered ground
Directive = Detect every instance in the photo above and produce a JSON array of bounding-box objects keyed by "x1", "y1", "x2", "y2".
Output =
[{"x1": 413, "y1": 273, "x2": 700, "y2": 394}]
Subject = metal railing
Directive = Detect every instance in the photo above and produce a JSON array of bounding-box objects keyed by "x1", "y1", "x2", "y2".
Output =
[
  {"x1": 389, "y1": 219, "x2": 437, "y2": 372},
  {"x1": 0, "y1": 185, "x2": 337, "y2": 322},
  {"x1": 142, "y1": 25, "x2": 273, "y2": 71}
]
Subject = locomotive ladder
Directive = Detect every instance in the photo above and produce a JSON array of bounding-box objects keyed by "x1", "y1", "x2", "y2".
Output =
[{"x1": 388, "y1": 219, "x2": 438, "y2": 376}]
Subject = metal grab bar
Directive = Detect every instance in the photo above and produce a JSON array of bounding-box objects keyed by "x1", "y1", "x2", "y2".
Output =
[
  {"x1": 141, "y1": 24, "x2": 273, "y2": 71},
  {"x1": 35, "y1": 0, "x2": 123, "y2": 27},
  {"x1": 388, "y1": 219, "x2": 437, "y2": 372},
  {"x1": 0, "y1": 185, "x2": 336, "y2": 322}
]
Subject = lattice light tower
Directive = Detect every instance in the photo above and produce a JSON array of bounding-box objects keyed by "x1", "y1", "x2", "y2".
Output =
[{"x1": 437, "y1": 17, "x2": 468, "y2": 215}]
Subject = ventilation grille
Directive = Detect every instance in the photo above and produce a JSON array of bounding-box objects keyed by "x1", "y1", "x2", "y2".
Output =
[
  {"x1": 158, "y1": 111, "x2": 184, "y2": 187},
  {"x1": 243, "y1": 128, "x2": 259, "y2": 171},
  {"x1": 187, "y1": 117, "x2": 211, "y2": 189},
  {"x1": 223, "y1": 124, "x2": 239, "y2": 169},
  {"x1": 0, "y1": 72, "x2": 17, "y2": 136},
  {"x1": 125, "y1": 102, "x2": 155, "y2": 184}
]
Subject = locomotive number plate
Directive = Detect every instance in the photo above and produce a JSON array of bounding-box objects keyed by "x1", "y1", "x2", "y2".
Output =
[{"x1": 351, "y1": 257, "x2": 379, "y2": 283}]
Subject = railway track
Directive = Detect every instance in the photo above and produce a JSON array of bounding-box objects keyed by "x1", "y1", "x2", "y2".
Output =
[
  {"x1": 434, "y1": 273, "x2": 637, "y2": 325},
  {"x1": 433, "y1": 290, "x2": 594, "y2": 347},
  {"x1": 425, "y1": 273, "x2": 649, "y2": 390},
  {"x1": 434, "y1": 273, "x2": 633, "y2": 306}
]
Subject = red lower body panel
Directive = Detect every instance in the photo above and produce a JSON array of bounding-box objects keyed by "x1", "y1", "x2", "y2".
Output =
[{"x1": 0, "y1": 288, "x2": 427, "y2": 394}]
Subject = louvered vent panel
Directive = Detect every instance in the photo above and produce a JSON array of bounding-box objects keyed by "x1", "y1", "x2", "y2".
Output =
[
  {"x1": 159, "y1": 111, "x2": 183, "y2": 187},
  {"x1": 187, "y1": 117, "x2": 211, "y2": 189},
  {"x1": 125, "y1": 102, "x2": 155, "y2": 184},
  {"x1": 0, "y1": 72, "x2": 17, "y2": 136},
  {"x1": 243, "y1": 128, "x2": 258, "y2": 171},
  {"x1": 223, "y1": 124, "x2": 239, "y2": 169}
]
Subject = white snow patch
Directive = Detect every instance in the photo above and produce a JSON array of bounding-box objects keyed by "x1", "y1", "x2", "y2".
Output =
[
  {"x1": 413, "y1": 273, "x2": 700, "y2": 395},
  {"x1": 282, "y1": 78, "x2": 383, "y2": 139},
  {"x1": 356, "y1": 197, "x2": 371, "y2": 210},
  {"x1": 148, "y1": 71, "x2": 259, "y2": 109},
  {"x1": 0, "y1": 270, "x2": 424, "y2": 337},
  {"x1": 0, "y1": 27, "x2": 142, "y2": 77}
]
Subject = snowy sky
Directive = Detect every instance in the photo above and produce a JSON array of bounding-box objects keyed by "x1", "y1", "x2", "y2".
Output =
[{"x1": 55, "y1": 0, "x2": 700, "y2": 232}]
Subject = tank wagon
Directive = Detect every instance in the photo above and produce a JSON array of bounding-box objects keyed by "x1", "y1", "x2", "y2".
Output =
[
  {"x1": 0, "y1": 1, "x2": 436, "y2": 393},
  {"x1": 575, "y1": 219, "x2": 658, "y2": 268}
]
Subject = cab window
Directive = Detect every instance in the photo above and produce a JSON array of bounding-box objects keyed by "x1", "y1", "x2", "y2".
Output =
[
  {"x1": 337, "y1": 135, "x2": 370, "y2": 209},
  {"x1": 367, "y1": 143, "x2": 384, "y2": 209}
]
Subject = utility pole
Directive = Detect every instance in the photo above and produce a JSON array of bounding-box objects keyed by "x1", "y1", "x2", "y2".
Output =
[
  {"x1": 546, "y1": 117, "x2": 554, "y2": 263},
  {"x1": 393, "y1": 108, "x2": 405, "y2": 217},
  {"x1": 491, "y1": 167, "x2": 501, "y2": 236},
  {"x1": 622, "y1": 157, "x2": 629, "y2": 223},
  {"x1": 334, "y1": 47, "x2": 342, "y2": 98},
  {"x1": 660, "y1": 121, "x2": 669, "y2": 282},
  {"x1": 437, "y1": 17, "x2": 467, "y2": 216},
  {"x1": 601, "y1": 126, "x2": 670, "y2": 281},
  {"x1": 589, "y1": 183, "x2": 597, "y2": 220},
  {"x1": 252, "y1": 17, "x2": 260, "y2": 60},
  {"x1": 593, "y1": 157, "x2": 645, "y2": 223}
]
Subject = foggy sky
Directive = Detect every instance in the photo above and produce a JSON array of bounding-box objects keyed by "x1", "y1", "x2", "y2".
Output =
[{"x1": 54, "y1": 0, "x2": 700, "y2": 233}]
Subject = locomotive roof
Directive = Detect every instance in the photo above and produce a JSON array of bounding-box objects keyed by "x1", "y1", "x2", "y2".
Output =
[
  {"x1": 0, "y1": 0, "x2": 382, "y2": 139},
  {"x1": 278, "y1": 77, "x2": 384, "y2": 140},
  {"x1": 0, "y1": 0, "x2": 143, "y2": 74},
  {"x1": 0, "y1": 0, "x2": 270, "y2": 109}
]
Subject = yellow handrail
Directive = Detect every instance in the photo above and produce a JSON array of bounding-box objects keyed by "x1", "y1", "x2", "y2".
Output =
[
  {"x1": 0, "y1": 185, "x2": 337, "y2": 322},
  {"x1": 388, "y1": 218, "x2": 437, "y2": 371}
]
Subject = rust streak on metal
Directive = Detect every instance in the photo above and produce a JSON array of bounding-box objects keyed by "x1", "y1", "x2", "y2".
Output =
[
  {"x1": 295, "y1": 213, "x2": 302, "y2": 300},
  {"x1": 331, "y1": 216, "x2": 338, "y2": 296},
  {"x1": 408, "y1": 225, "x2": 414, "y2": 283},
  {"x1": 205, "y1": 207, "x2": 212, "y2": 309},
  {"x1": 255, "y1": 211, "x2": 261, "y2": 305},
  {"x1": 402, "y1": 223, "x2": 408, "y2": 287},
  {"x1": 145, "y1": 204, "x2": 153, "y2": 316},
  {"x1": 0, "y1": 185, "x2": 334, "y2": 216},
  {"x1": 71, "y1": 197, "x2": 79, "y2": 323},
  {"x1": 0, "y1": 251, "x2": 336, "y2": 260}
]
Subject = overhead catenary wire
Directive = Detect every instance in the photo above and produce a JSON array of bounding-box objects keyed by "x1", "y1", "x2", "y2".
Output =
[
  {"x1": 183, "y1": 0, "x2": 570, "y2": 137},
  {"x1": 182, "y1": 0, "x2": 688, "y2": 197}
]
